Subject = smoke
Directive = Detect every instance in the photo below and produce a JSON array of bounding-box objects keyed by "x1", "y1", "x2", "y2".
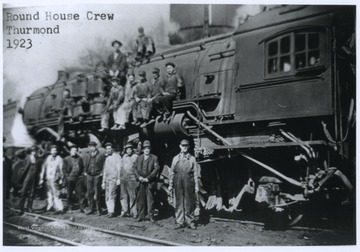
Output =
[{"x1": 233, "y1": 5, "x2": 276, "y2": 27}]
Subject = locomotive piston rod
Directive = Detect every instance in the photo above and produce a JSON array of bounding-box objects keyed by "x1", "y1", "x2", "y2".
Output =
[{"x1": 186, "y1": 111, "x2": 303, "y2": 187}]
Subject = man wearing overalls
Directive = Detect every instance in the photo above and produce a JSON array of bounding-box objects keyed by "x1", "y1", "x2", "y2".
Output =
[{"x1": 169, "y1": 139, "x2": 199, "y2": 229}]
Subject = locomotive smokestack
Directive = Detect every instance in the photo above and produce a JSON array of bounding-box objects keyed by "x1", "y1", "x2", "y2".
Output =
[{"x1": 56, "y1": 70, "x2": 69, "y2": 83}]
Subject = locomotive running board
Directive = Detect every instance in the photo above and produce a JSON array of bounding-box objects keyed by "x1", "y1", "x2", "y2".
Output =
[{"x1": 206, "y1": 140, "x2": 327, "y2": 150}]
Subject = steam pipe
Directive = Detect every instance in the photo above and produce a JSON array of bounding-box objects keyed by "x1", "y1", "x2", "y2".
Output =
[{"x1": 187, "y1": 111, "x2": 303, "y2": 187}]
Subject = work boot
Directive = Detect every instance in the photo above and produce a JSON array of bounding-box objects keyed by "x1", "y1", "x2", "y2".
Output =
[
  {"x1": 188, "y1": 223, "x2": 196, "y2": 230},
  {"x1": 174, "y1": 224, "x2": 184, "y2": 230},
  {"x1": 85, "y1": 209, "x2": 94, "y2": 215}
]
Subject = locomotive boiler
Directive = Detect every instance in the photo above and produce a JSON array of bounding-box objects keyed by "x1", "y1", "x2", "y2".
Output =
[{"x1": 22, "y1": 5, "x2": 356, "y2": 227}]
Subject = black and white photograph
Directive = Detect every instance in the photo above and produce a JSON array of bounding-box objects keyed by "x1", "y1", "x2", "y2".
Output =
[{"x1": 2, "y1": 0, "x2": 357, "y2": 247}]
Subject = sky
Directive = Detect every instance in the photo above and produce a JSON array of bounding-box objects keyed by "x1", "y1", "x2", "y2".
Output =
[{"x1": 3, "y1": 4, "x2": 173, "y2": 106}]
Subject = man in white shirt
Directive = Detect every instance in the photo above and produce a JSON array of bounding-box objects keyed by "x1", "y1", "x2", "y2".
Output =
[{"x1": 39, "y1": 145, "x2": 64, "y2": 213}]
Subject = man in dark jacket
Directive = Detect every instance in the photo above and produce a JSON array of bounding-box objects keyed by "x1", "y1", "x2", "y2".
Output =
[
  {"x1": 58, "y1": 89, "x2": 75, "y2": 138},
  {"x1": 133, "y1": 140, "x2": 160, "y2": 222},
  {"x1": 63, "y1": 145, "x2": 85, "y2": 213},
  {"x1": 162, "y1": 62, "x2": 184, "y2": 120},
  {"x1": 143, "y1": 67, "x2": 166, "y2": 127},
  {"x1": 3, "y1": 146, "x2": 13, "y2": 200},
  {"x1": 107, "y1": 40, "x2": 128, "y2": 85},
  {"x1": 85, "y1": 141, "x2": 105, "y2": 215},
  {"x1": 17, "y1": 146, "x2": 39, "y2": 214}
]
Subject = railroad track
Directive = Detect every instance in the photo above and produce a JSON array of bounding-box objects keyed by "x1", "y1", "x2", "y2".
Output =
[
  {"x1": 4, "y1": 221, "x2": 84, "y2": 246},
  {"x1": 6, "y1": 208, "x2": 184, "y2": 246}
]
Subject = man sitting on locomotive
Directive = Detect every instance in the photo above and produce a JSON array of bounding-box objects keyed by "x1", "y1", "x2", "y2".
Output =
[
  {"x1": 133, "y1": 71, "x2": 151, "y2": 126},
  {"x1": 107, "y1": 40, "x2": 128, "y2": 85},
  {"x1": 108, "y1": 62, "x2": 120, "y2": 79},
  {"x1": 58, "y1": 89, "x2": 75, "y2": 139},
  {"x1": 123, "y1": 73, "x2": 138, "y2": 124},
  {"x1": 100, "y1": 77, "x2": 126, "y2": 131},
  {"x1": 135, "y1": 27, "x2": 156, "y2": 61},
  {"x1": 141, "y1": 67, "x2": 166, "y2": 128},
  {"x1": 161, "y1": 62, "x2": 184, "y2": 121}
]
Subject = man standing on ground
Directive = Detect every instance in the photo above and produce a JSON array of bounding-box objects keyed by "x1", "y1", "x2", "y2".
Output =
[
  {"x1": 39, "y1": 145, "x2": 64, "y2": 213},
  {"x1": 120, "y1": 143, "x2": 138, "y2": 218},
  {"x1": 85, "y1": 142, "x2": 105, "y2": 215},
  {"x1": 133, "y1": 140, "x2": 160, "y2": 222},
  {"x1": 63, "y1": 145, "x2": 85, "y2": 213},
  {"x1": 102, "y1": 143, "x2": 121, "y2": 218},
  {"x1": 168, "y1": 139, "x2": 199, "y2": 229},
  {"x1": 17, "y1": 146, "x2": 39, "y2": 214}
]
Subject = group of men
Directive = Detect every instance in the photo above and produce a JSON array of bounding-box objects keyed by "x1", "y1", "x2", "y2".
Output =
[
  {"x1": 57, "y1": 34, "x2": 183, "y2": 134},
  {"x1": 100, "y1": 47, "x2": 184, "y2": 130},
  {"x1": 55, "y1": 26, "x2": 169, "y2": 135},
  {"x1": 16, "y1": 139, "x2": 199, "y2": 229}
]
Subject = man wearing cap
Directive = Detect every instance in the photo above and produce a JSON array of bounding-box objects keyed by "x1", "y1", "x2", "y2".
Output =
[
  {"x1": 120, "y1": 142, "x2": 139, "y2": 218},
  {"x1": 101, "y1": 77, "x2": 126, "y2": 131},
  {"x1": 63, "y1": 145, "x2": 85, "y2": 213},
  {"x1": 58, "y1": 89, "x2": 75, "y2": 138},
  {"x1": 17, "y1": 146, "x2": 40, "y2": 214},
  {"x1": 162, "y1": 62, "x2": 184, "y2": 120},
  {"x1": 169, "y1": 139, "x2": 199, "y2": 229},
  {"x1": 102, "y1": 143, "x2": 121, "y2": 218},
  {"x1": 107, "y1": 40, "x2": 128, "y2": 85},
  {"x1": 133, "y1": 71, "x2": 151, "y2": 126},
  {"x1": 133, "y1": 140, "x2": 160, "y2": 222},
  {"x1": 124, "y1": 73, "x2": 138, "y2": 123},
  {"x1": 85, "y1": 142, "x2": 106, "y2": 215},
  {"x1": 143, "y1": 67, "x2": 167, "y2": 127},
  {"x1": 39, "y1": 145, "x2": 64, "y2": 213},
  {"x1": 135, "y1": 27, "x2": 155, "y2": 60}
]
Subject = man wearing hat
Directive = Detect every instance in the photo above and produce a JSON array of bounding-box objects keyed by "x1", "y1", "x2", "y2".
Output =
[
  {"x1": 85, "y1": 141, "x2": 106, "y2": 215},
  {"x1": 101, "y1": 77, "x2": 126, "y2": 131},
  {"x1": 162, "y1": 62, "x2": 184, "y2": 120},
  {"x1": 124, "y1": 73, "x2": 138, "y2": 123},
  {"x1": 57, "y1": 88, "x2": 75, "y2": 138},
  {"x1": 120, "y1": 142, "x2": 139, "y2": 218},
  {"x1": 135, "y1": 27, "x2": 155, "y2": 60},
  {"x1": 17, "y1": 145, "x2": 40, "y2": 214},
  {"x1": 142, "y1": 67, "x2": 167, "y2": 127},
  {"x1": 102, "y1": 143, "x2": 121, "y2": 218},
  {"x1": 168, "y1": 139, "x2": 199, "y2": 229},
  {"x1": 133, "y1": 140, "x2": 160, "y2": 222},
  {"x1": 39, "y1": 145, "x2": 64, "y2": 213},
  {"x1": 63, "y1": 145, "x2": 85, "y2": 213},
  {"x1": 133, "y1": 71, "x2": 151, "y2": 126},
  {"x1": 107, "y1": 40, "x2": 128, "y2": 84}
]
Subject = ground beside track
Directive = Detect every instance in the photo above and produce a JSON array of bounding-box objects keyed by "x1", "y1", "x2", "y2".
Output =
[{"x1": 3, "y1": 195, "x2": 356, "y2": 246}]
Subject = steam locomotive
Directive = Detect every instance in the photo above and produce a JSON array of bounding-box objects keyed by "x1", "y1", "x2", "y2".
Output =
[{"x1": 22, "y1": 5, "x2": 356, "y2": 227}]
